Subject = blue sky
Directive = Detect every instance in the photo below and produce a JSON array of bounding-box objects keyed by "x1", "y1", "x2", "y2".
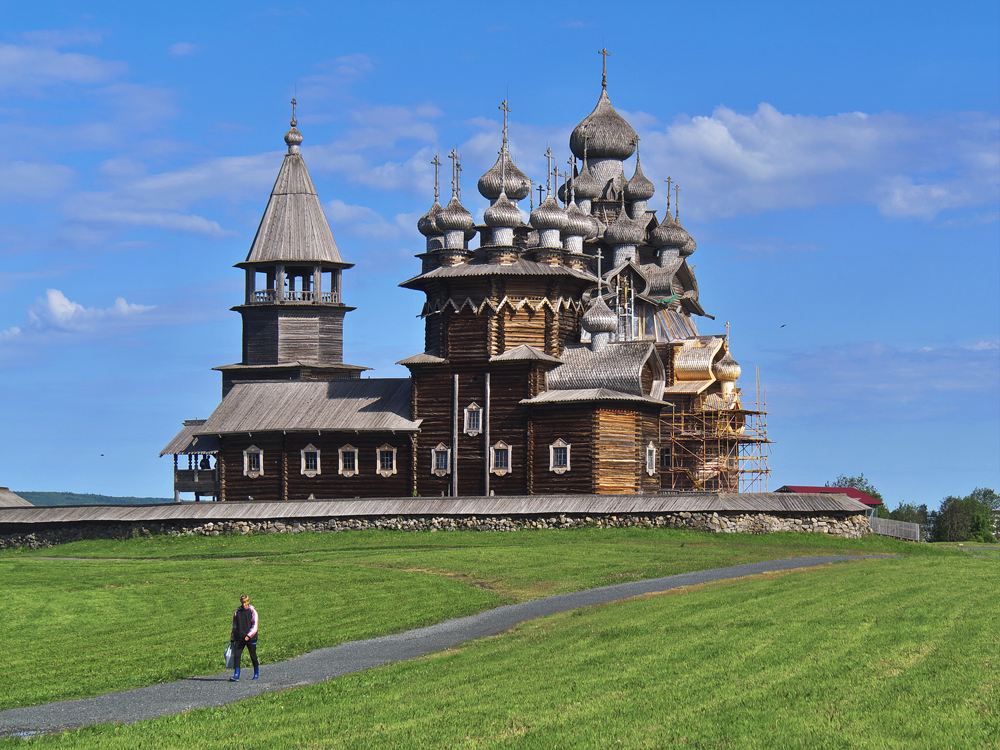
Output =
[{"x1": 0, "y1": 1, "x2": 997, "y2": 507}]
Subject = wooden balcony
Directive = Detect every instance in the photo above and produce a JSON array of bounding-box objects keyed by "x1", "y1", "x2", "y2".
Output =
[
  {"x1": 174, "y1": 469, "x2": 219, "y2": 494},
  {"x1": 250, "y1": 290, "x2": 337, "y2": 304}
]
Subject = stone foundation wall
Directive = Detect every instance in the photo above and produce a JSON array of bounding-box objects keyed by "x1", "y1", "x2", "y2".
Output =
[{"x1": 0, "y1": 511, "x2": 871, "y2": 550}]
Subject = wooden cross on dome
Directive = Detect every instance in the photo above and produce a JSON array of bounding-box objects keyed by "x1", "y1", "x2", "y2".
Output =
[
  {"x1": 499, "y1": 99, "x2": 511, "y2": 145},
  {"x1": 665, "y1": 176, "x2": 672, "y2": 214},
  {"x1": 290, "y1": 97, "x2": 297, "y2": 127},
  {"x1": 544, "y1": 147, "x2": 554, "y2": 196},
  {"x1": 599, "y1": 47, "x2": 610, "y2": 88},
  {"x1": 431, "y1": 154, "x2": 441, "y2": 202}
]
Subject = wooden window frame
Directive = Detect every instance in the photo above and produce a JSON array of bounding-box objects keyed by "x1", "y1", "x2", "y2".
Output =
[
  {"x1": 377, "y1": 444, "x2": 398, "y2": 478},
  {"x1": 463, "y1": 402, "x2": 482, "y2": 436},
  {"x1": 549, "y1": 439, "x2": 571, "y2": 474},
  {"x1": 300, "y1": 443, "x2": 321, "y2": 478},
  {"x1": 243, "y1": 445, "x2": 263, "y2": 479},
  {"x1": 431, "y1": 443, "x2": 451, "y2": 477},
  {"x1": 338, "y1": 444, "x2": 358, "y2": 478},
  {"x1": 646, "y1": 442, "x2": 657, "y2": 476},
  {"x1": 489, "y1": 440, "x2": 511, "y2": 476}
]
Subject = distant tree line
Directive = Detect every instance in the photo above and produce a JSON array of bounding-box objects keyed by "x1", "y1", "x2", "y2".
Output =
[{"x1": 828, "y1": 474, "x2": 998, "y2": 543}]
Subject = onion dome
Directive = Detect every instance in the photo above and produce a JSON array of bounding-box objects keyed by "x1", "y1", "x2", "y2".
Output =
[
  {"x1": 436, "y1": 196, "x2": 474, "y2": 232},
  {"x1": 284, "y1": 126, "x2": 303, "y2": 150},
  {"x1": 604, "y1": 210, "x2": 644, "y2": 246},
  {"x1": 679, "y1": 235, "x2": 697, "y2": 257},
  {"x1": 573, "y1": 162, "x2": 602, "y2": 201},
  {"x1": 582, "y1": 294, "x2": 617, "y2": 334},
  {"x1": 650, "y1": 213, "x2": 690, "y2": 248},
  {"x1": 624, "y1": 156, "x2": 655, "y2": 202},
  {"x1": 562, "y1": 201, "x2": 593, "y2": 238},
  {"x1": 570, "y1": 88, "x2": 637, "y2": 161},
  {"x1": 417, "y1": 200, "x2": 443, "y2": 236},
  {"x1": 478, "y1": 151, "x2": 531, "y2": 201},
  {"x1": 530, "y1": 195, "x2": 568, "y2": 231},
  {"x1": 713, "y1": 349, "x2": 741, "y2": 383},
  {"x1": 484, "y1": 192, "x2": 523, "y2": 228}
]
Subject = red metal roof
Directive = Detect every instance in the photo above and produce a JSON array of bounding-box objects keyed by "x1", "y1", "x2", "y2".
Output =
[{"x1": 776, "y1": 485, "x2": 883, "y2": 506}]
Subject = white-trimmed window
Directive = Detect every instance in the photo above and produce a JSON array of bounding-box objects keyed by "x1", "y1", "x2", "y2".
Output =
[
  {"x1": 338, "y1": 444, "x2": 358, "y2": 477},
  {"x1": 431, "y1": 443, "x2": 451, "y2": 477},
  {"x1": 549, "y1": 439, "x2": 571, "y2": 474},
  {"x1": 490, "y1": 440, "x2": 511, "y2": 476},
  {"x1": 464, "y1": 402, "x2": 482, "y2": 436},
  {"x1": 300, "y1": 444, "x2": 321, "y2": 478},
  {"x1": 646, "y1": 442, "x2": 657, "y2": 476},
  {"x1": 243, "y1": 445, "x2": 263, "y2": 478},
  {"x1": 377, "y1": 444, "x2": 398, "y2": 477}
]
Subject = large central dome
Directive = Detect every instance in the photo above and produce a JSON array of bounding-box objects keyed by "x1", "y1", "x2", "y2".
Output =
[{"x1": 570, "y1": 87, "x2": 637, "y2": 161}]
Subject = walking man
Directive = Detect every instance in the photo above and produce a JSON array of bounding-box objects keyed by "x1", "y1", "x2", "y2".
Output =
[{"x1": 230, "y1": 594, "x2": 259, "y2": 681}]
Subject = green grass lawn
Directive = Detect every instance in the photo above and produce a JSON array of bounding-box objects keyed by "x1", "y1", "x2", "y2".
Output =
[
  {"x1": 2, "y1": 529, "x2": 993, "y2": 748},
  {"x1": 5, "y1": 555, "x2": 997, "y2": 749}
]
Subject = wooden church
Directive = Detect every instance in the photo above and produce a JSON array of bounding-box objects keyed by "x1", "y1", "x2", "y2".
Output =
[{"x1": 162, "y1": 62, "x2": 768, "y2": 502}]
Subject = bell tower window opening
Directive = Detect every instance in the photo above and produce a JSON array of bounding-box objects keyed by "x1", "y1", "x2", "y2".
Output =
[{"x1": 614, "y1": 275, "x2": 639, "y2": 341}]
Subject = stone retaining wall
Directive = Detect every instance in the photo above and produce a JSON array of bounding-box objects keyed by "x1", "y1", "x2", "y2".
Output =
[{"x1": 0, "y1": 511, "x2": 871, "y2": 549}]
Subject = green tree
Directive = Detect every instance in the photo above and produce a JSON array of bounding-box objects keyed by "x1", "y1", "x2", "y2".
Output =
[
  {"x1": 931, "y1": 488, "x2": 998, "y2": 543},
  {"x1": 826, "y1": 473, "x2": 887, "y2": 516}
]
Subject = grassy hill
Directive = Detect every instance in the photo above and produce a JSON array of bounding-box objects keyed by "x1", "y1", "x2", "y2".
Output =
[
  {"x1": 1, "y1": 529, "x2": 995, "y2": 748},
  {"x1": 15, "y1": 491, "x2": 172, "y2": 506}
]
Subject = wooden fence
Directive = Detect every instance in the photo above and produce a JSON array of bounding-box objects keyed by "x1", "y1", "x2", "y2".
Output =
[{"x1": 870, "y1": 516, "x2": 921, "y2": 542}]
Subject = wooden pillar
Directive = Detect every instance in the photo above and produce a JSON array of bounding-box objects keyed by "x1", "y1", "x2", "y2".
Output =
[
  {"x1": 276, "y1": 265, "x2": 286, "y2": 301},
  {"x1": 313, "y1": 265, "x2": 322, "y2": 302},
  {"x1": 245, "y1": 269, "x2": 255, "y2": 304},
  {"x1": 484, "y1": 372, "x2": 490, "y2": 496}
]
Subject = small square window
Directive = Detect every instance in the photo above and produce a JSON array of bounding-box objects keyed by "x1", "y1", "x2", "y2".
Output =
[
  {"x1": 490, "y1": 441, "x2": 511, "y2": 476},
  {"x1": 464, "y1": 403, "x2": 482, "y2": 436},
  {"x1": 338, "y1": 445, "x2": 358, "y2": 477},
  {"x1": 300, "y1": 444, "x2": 321, "y2": 477},
  {"x1": 431, "y1": 443, "x2": 451, "y2": 476},
  {"x1": 243, "y1": 445, "x2": 263, "y2": 478},
  {"x1": 376, "y1": 444, "x2": 398, "y2": 477},
  {"x1": 549, "y1": 439, "x2": 571, "y2": 474}
]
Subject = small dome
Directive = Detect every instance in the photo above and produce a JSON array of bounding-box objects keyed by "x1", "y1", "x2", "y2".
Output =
[
  {"x1": 679, "y1": 235, "x2": 697, "y2": 257},
  {"x1": 650, "y1": 214, "x2": 690, "y2": 248},
  {"x1": 624, "y1": 156, "x2": 655, "y2": 202},
  {"x1": 436, "y1": 196, "x2": 474, "y2": 232},
  {"x1": 582, "y1": 294, "x2": 617, "y2": 334},
  {"x1": 573, "y1": 163, "x2": 602, "y2": 200},
  {"x1": 484, "y1": 192, "x2": 523, "y2": 228},
  {"x1": 284, "y1": 126, "x2": 303, "y2": 148},
  {"x1": 604, "y1": 211, "x2": 644, "y2": 246},
  {"x1": 417, "y1": 200, "x2": 443, "y2": 236},
  {"x1": 562, "y1": 201, "x2": 593, "y2": 238},
  {"x1": 530, "y1": 195, "x2": 568, "y2": 231},
  {"x1": 478, "y1": 151, "x2": 531, "y2": 201},
  {"x1": 713, "y1": 349, "x2": 741, "y2": 382},
  {"x1": 570, "y1": 88, "x2": 637, "y2": 161}
]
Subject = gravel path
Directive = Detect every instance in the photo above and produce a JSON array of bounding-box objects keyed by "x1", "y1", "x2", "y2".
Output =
[{"x1": 0, "y1": 555, "x2": 888, "y2": 738}]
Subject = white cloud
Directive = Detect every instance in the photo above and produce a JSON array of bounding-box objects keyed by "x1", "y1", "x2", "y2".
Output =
[
  {"x1": 966, "y1": 340, "x2": 999, "y2": 351},
  {"x1": 26, "y1": 289, "x2": 153, "y2": 333},
  {"x1": 20, "y1": 29, "x2": 104, "y2": 47},
  {"x1": 636, "y1": 104, "x2": 999, "y2": 221},
  {"x1": 0, "y1": 42, "x2": 126, "y2": 91},
  {"x1": 168, "y1": 42, "x2": 198, "y2": 57},
  {"x1": 325, "y1": 199, "x2": 413, "y2": 241},
  {"x1": 0, "y1": 161, "x2": 75, "y2": 202}
]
